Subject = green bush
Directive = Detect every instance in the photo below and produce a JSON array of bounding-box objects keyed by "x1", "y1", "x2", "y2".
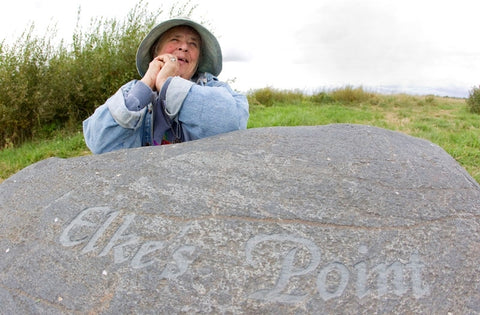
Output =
[
  {"x1": 310, "y1": 91, "x2": 333, "y2": 104},
  {"x1": 247, "y1": 87, "x2": 305, "y2": 107},
  {"x1": 467, "y1": 85, "x2": 480, "y2": 114},
  {"x1": 248, "y1": 87, "x2": 275, "y2": 107},
  {"x1": 330, "y1": 85, "x2": 375, "y2": 104}
]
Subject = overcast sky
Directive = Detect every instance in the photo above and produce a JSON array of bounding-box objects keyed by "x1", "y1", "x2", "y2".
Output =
[{"x1": 2, "y1": 0, "x2": 479, "y2": 97}]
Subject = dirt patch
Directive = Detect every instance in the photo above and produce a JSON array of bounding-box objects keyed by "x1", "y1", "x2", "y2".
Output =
[{"x1": 384, "y1": 111, "x2": 411, "y2": 127}]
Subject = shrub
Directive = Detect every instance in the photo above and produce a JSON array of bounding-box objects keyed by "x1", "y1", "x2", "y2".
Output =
[
  {"x1": 330, "y1": 85, "x2": 375, "y2": 104},
  {"x1": 425, "y1": 94, "x2": 436, "y2": 104},
  {"x1": 310, "y1": 91, "x2": 333, "y2": 104},
  {"x1": 247, "y1": 87, "x2": 305, "y2": 107},
  {"x1": 0, "y1": 24, "x2": 56, "y2": 146},
  {"x1": 248, "y1": 87, "x2": 275, "y2": 107},
  {"x1": 467, "y1": 85, "x2": 480, "y2": 114}
]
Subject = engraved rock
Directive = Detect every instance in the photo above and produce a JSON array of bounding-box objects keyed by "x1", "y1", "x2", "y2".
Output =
[{"x1": 1, "y1": 124, "x2": 479, "y2": 314}]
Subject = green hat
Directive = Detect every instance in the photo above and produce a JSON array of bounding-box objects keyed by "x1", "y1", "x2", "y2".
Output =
[{"x1": 136, "y1": 17, "x2": 222, "y2": 77}]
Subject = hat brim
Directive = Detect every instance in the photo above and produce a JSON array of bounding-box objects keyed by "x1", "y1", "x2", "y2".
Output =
[{"x1": 136, "y1": 18, "x2": 222, "y2": 77}]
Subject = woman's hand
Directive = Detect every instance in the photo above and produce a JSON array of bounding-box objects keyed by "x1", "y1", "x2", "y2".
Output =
[
  {"x1": 154, "y1": 54, "x2": 180, "y2": 91},
  {"x1": 140, "y1": 56, "x2": 164, "y2": 90},
  {"x1": 140, "y1": 54, "x2": 180, "y2": 91}
]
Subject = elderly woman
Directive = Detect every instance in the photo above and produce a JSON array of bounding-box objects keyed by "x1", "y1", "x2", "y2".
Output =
[{"x1": 83, "y1": 17, "x2": 249, "y2": 154}]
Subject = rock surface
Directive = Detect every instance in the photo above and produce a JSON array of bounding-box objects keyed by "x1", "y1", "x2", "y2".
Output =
[{"x1": 1, "y1": 124, "x2": 479, "y2": 314}]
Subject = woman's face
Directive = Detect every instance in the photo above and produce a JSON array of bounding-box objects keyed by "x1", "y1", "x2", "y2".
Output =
[{"x1": 154, "y1": 26, "x2": 201, "y2": 80}]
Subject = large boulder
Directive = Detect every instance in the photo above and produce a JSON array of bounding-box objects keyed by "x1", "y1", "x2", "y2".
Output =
[{"x1": 1, "y1": 124, "x2": 479, "y2": 314}]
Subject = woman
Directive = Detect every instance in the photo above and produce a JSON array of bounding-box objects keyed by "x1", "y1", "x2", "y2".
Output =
[{"x1": 83, "y1": 17, "x2": 249, "y2": 154}]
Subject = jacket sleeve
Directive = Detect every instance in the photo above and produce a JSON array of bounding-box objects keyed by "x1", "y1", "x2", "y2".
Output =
[
  {"x1": 164, "y1": 74, "x2": 249, "y2": 141},
  {"x1": 82, "y1": 81, "x2": 148, "y2": 154}
]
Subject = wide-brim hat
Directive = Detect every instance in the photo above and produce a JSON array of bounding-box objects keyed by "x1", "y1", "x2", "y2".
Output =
[{"x1": 136, "y1": 17, "x2": 222, "y2": 77}]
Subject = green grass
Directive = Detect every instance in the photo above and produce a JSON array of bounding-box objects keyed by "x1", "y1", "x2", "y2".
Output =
[
  {"x1": 0, "y1": 89, "x2": 479, "y2": 185},
  {"x1": 0, "y1": 131, "x2": 89, "y2": 182},
  {"x1": 247, "y1": 102, "x2": 382, "y2": 127}
]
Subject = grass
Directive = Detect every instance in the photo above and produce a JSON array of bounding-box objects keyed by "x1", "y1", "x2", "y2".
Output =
[
  {"x1": 0, "y1": 131, "x2": 89, "y2": 182},
  {"x1": 0, "y1": 88, "x2": 479, "y2": 184}
]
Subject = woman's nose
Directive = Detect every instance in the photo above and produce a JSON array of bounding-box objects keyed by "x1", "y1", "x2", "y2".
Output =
[{"x1": 177, "y1": 42, "x2": 188, "y2": 52}]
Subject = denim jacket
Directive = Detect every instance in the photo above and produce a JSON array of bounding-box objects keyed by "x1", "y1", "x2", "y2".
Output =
[{"x1": 83, "y1": 72, "x2": 249, "y2": 154}]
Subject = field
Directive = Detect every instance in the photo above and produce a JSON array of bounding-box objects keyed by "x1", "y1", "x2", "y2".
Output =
[{"x1": 1, "y1": 87, "x2": 478, "y2": 184}]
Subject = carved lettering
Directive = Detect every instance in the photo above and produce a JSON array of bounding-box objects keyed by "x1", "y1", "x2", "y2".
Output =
[
  {"x1": 373, "y1": 262, "x2": 407, "y2": 297},
  {"x1": 60, "y1": 207, "x2": 196, "y2": 279},
  {"x1": 246, "y1": 234, "x2": 321, "y2": 303},
  {"x1": 407, "y1": 253, "x2": 430, "y2": 298},
  {"x1": 160, "y1": 245, "x2": 196, "y2": 279},
  {"x1": 131, "y1": 241, "x2": 165, "y2": 269},
  {"x1": 353, "y1": 261, "x2": 370, "y2": 299},
  {"x1": 99, "y1": 214, "x2": 140, "y2": 264},
  {"x1": 60, "y1": 207, "x2": 111, "y2": 247},
  {"x1": 62, "y1": 209, "x2": 431, "y2": 303},
  {"x1": 81, "y1": 210, "x2": 119, "y2": 254},
  {"x1": 317, "y1": 262, "x2": 349, "y2": 301},
  {"x1": 245, "y1": 234, "x2": 430, "y2": 303}
]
